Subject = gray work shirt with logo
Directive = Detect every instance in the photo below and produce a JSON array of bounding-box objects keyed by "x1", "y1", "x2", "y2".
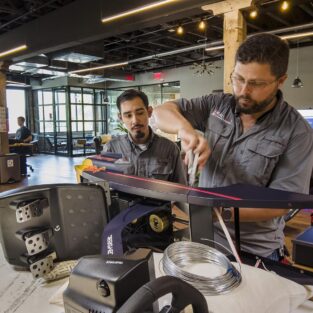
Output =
[
  {"x1": 103, "y1": 130, "x2": 187, "y2": 185},
  {"x1": 176, "y1": 90, "x2": 313, "y2": 257}
]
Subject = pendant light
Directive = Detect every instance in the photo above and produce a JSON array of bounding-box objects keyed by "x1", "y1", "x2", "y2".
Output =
[{"x1": 292, "y1": 41, "x2": 304, "y2": 88}]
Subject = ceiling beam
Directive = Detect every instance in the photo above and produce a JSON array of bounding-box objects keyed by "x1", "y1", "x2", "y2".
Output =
[
  {"x1": 265, "y1": 11, "x2": 290, "y2": 27},
  {"x1": 0, "y1": 6, "x2": 20, "y2": 14},
  {"x1": 102, "y1": 34, "x2": 167, "y2": 53},
  {"x1": 129, "y1": 45, "x2": 158, "y2": 54},
  {"x1": 210, "y1": 24, "x2": 223, "y2": 34},
  {"x1": 298, "y1": 4, "x2": 313, "y2": 18},
  {"x1": 148, "y1": 41, "x2": 174, "y2": 49},
  {"x1": 246, "y1": 22, "x2": 263, "y2": 32},
  {"x1": 0, "y1": 0, "x2": 62, "y2": 32},
  {"x1": 164, "y1": 35, "x2": 194, "y2": 45},
  {"x1": 0, "y1": 0, "x2": 218, "y2": 62}
]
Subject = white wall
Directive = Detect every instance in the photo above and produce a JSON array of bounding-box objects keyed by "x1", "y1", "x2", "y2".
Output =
[
  {"x1": 282, "y1": 45, "x2": 313, "y2": 109},
  {"x1": 108, "y1": 45, "x2": 313, "y2": 109},
  {"x1": 109, "y1": 60, "x2": 224, "y2": 98}
]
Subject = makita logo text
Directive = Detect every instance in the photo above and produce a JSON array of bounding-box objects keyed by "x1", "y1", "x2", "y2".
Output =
[{"x1": 107, "y1": 234, "x2": 113, "y2": 255}]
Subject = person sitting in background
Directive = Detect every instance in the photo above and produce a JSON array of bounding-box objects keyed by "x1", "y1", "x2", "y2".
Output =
[
  {"x1": 15, "y1": 116, "x2": 32, "y2": 143},
  {"x1": 103, "y1": 89, "x2": 187, "y2": 185}
]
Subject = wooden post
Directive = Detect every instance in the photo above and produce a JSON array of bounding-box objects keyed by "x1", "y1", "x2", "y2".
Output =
[
  {"x1": 223, "y1": 10, "x2": 246, "y2": 93},
  {"x1": 202, "y1": 0, "x2": 252, "y2": 92},
  {"x1": 0, "y1": 61, "x2": 10, "y2": 154}
]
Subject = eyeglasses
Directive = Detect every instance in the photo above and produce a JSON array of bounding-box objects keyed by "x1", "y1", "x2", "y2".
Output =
[{"x1": 230, "y1": 73, "x2": 278, "y2": 90}]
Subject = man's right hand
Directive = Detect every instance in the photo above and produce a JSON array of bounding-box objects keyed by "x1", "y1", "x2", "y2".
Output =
[
  {"x1": 153, "y1": 101, "x2": 211, "y2": 169},
  {"x1": 178, "y1": 126, "x2": 211, "y2": 170}
]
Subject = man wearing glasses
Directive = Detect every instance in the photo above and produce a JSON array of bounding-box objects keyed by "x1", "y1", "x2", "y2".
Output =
[{"x1": 153, "y1": 33, "x2": 313, "y2": 261}]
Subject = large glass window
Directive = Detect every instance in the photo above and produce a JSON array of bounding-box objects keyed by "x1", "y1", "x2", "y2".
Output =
[
  {"x1": 43, "y1": 90, "x2": 53, "y2": 104},
  {"x1": 70, "y1": 88, "x2": 82, "y2": 103},
  {"x1": 94, "y1": 89, "x2": 108, "y2": 136},
  {"x1": 107, "y1": 87, "x2": 138, "y2": 135},
  {"x1": 140, "y1": 84, "x2": 162, "y2": 107},
  {"x1": 161, "y1": 81, "x2": 180, "y2": 102},
  {"x1": 84, "y1": 105, "x2": 93, "y2": 120},
  {"x1": 6, "y1": 89, "x2": 26, "y2": 133},
  {"x1": 83, "y1": 89, "x2": 93, "y2": 104},
  {"x1": 55, "y1": 89, "x2": 66, "y2": 104},
  {"x1": 34, "y1": 86, "x2": 108, "y2": 156},
  {"x1": 71, "y1": 105, "x2": 83, "y2": 120}
]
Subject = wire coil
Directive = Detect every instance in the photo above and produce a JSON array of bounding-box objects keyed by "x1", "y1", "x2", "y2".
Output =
[{"x1": 162, "y1": 241, "x2": 241, "y2": 296}]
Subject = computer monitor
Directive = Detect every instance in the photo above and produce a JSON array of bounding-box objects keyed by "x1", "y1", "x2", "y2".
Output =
[{"x1": 298, "y1": 109, "x2": 313, "y2": 128}]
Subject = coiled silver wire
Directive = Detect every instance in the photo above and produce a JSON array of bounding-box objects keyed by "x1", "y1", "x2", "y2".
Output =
[{"x1": 162, "y1": 241, "x2": 241, "y2": 296}]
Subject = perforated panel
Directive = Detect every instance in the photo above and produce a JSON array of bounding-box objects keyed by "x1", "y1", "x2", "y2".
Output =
[{"x1": 52, "y1": 185, "x2": 107, "y2": 259}]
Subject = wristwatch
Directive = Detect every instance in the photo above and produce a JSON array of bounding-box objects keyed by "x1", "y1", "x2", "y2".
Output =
[{"x1": 221, "y1": 207, "x2": 232, "y2": 222}]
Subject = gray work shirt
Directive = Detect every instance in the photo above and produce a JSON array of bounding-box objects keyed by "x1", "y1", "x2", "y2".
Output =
[
  {"x1": 177, "y1": 90, "x2": 313, "y2": 257},
  {"x1": 103, "y1": 130, "x2": 187, "y2": 185}
]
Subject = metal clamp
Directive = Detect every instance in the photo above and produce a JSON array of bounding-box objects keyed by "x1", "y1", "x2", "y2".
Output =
[{"x1": 11, "y1": 198, "x2": 48, "y2": 223}]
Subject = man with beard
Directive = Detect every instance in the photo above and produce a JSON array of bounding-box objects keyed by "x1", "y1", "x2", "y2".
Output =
[
  {"x1": 103, "y1": 89, "x2": 186, "y2": 184},
  {"x1": 153, "y1": 33, "x2": 313, "y2": 261}
]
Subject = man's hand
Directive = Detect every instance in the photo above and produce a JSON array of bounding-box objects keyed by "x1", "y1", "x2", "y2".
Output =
[
  {"x1": 153, "y1": 101, "x2": 211, "y2": 169},
  {"x1": 178, "y1": 126, "x2": 211, "y2": 170}
]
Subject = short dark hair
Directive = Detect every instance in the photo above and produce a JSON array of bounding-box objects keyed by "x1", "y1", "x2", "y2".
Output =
[
  {"x1": 17, "y1": 116, "x2": 25, "y2": 122},
  {"x1": 116, "y1": 89, "x2": 149, "y2": 112},
  {"x1": 235, "y1": 33, "x2": 289, "y2": 78}
]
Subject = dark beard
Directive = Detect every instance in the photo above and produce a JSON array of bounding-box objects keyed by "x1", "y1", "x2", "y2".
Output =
[
  {"x1": 235, "y1": 93, "x2": 277, "y2": 114},
  {"x1": 134, "y1": 130, "x2": 145, "y2": 139}
]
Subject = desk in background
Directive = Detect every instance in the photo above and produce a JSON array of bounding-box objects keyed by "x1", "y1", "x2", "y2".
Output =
[{"x1": 9, "y1": 143, "x2": 34, "y2": 154}]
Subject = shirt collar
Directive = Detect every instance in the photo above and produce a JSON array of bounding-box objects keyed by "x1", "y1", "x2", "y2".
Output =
[{"x1": 256, "y1": 89, "x2": 284, "y2": 123}]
